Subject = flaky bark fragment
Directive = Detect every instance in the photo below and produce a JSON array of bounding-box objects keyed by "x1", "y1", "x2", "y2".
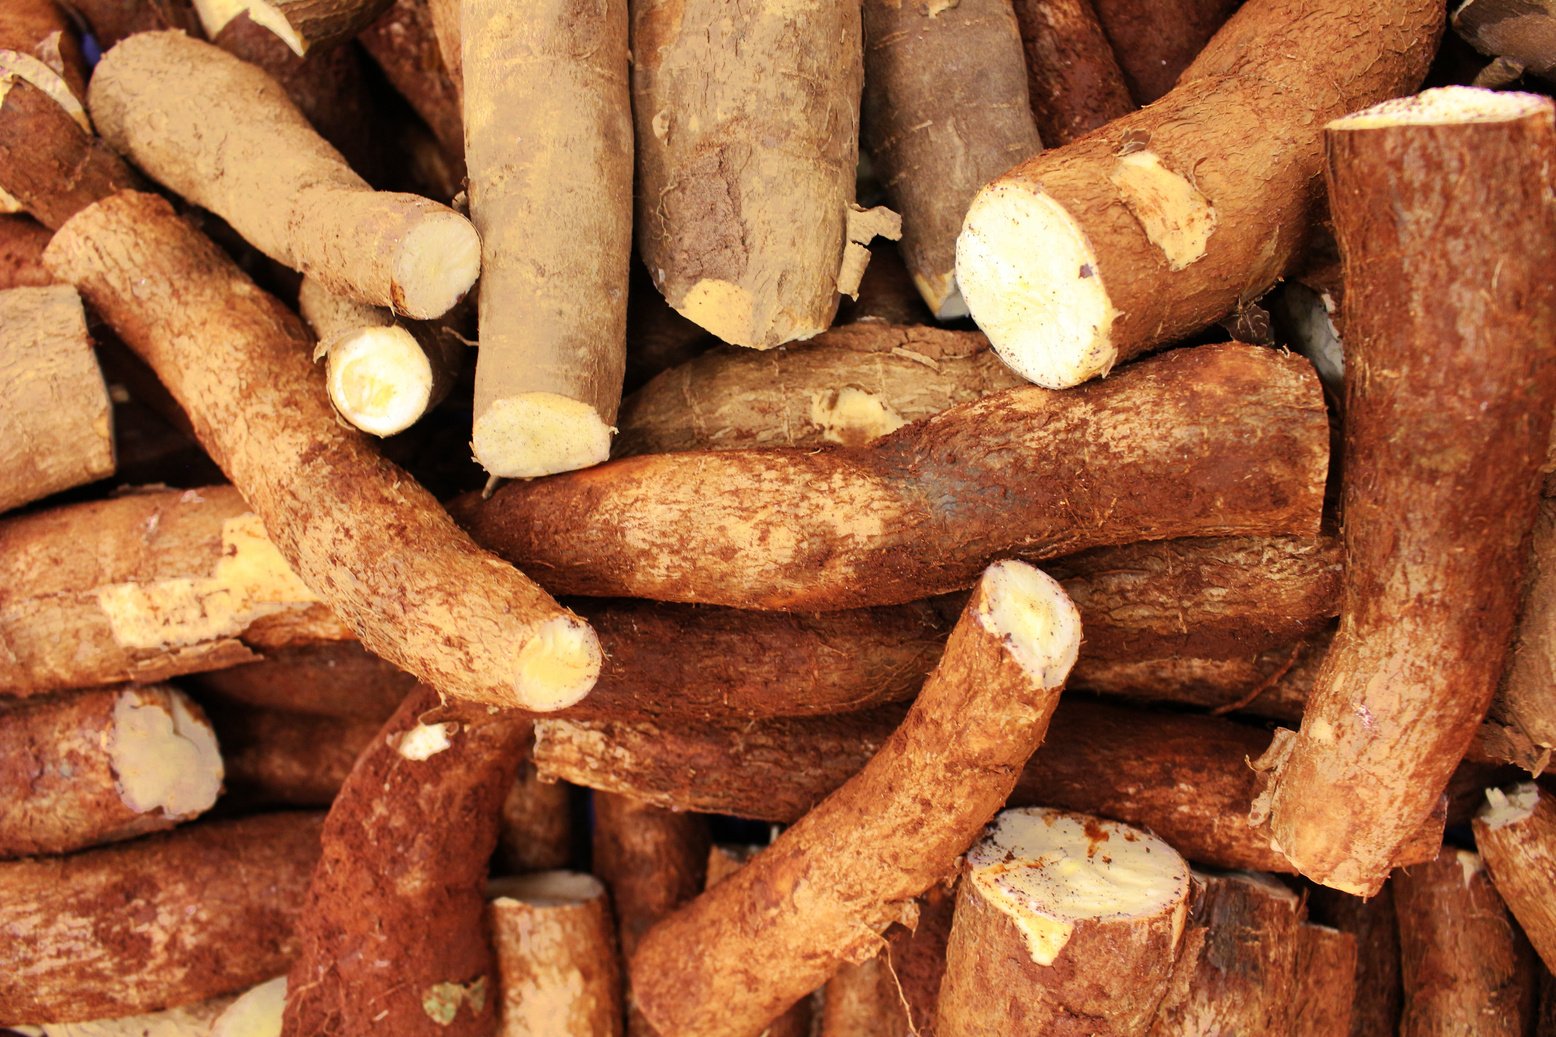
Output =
[
  {"x1": 189, "y1": 0, "x2": 393, "y2": 56},
  {"x1": 488, "y1": 872, "x2": 621, "y2": 1037},
  {"x1": 0, "y1": 813, "x2": 322, "y2": 1023},
  {"x1": 1011, "y1": 0, "x2": 1135, "y2": 144},
  {"x1": 1253, "y1": 88, "x2": 1556, "y2": 896},
  {"x1": 1474, "y1": 783, "x2": 1556, "y2": 972}
]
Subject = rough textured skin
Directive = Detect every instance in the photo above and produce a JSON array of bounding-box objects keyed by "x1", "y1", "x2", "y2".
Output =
[
  {"x1": 463, "y1": 0, "x2": 631, "y2": 477},
  {"x1": 0, "y1": 284, "x2": 113, "y2": 513},
  {"x1": 964, "y1": 0, "x2": 1441, "y2": 384},
  {"x1": 1494, "y1": 497, "x2": 1556, "y2": 773},
  {"x1": 487, "y1": 874, "x2": 621, "y2": 1037},
  {"x1": 537, "y1": 699, "x2": 1443, "y2": 875},
  {"x1": 1149, "y1": 873, "x2": 1303, "y2": 1036},
  {"x1": 1475, "y1": 786, "x2": 1556, "y2": 972},
  {"x1": 861, "y1": 0, "x2": 1040, "y2": 316},
  {"x1": 938, "y1": 817, "x2": 1189, "y2": 1037},
  {"x1": 88, "y1": 33, "x2": 476, "y2": 318},
  {"x1": 0, "y1": 214, "x2": 52, "y2": 288},
  {"x1": 44, "y1": 192, "x2": 599, "y2": 712},
  {"x1": 1295, "y1": 925, "x2": 1359, "y2": 1037},
  {"x1": 282, "y1": 687, "x2": 528, "y2": 1037},
  {"x1": 457, "y1": 342, "x2": 1328, "y2": 610},
  {"x1": 56, "y1": 0, "x2": 201, "y2": 48},
  {"x1": 0, "y1": 813, "x2": 322, "y2": 1023},
  {"x1": 0, "y1": 487, "x2": 351, "y2": 697},
  {"x1": 592, "y1": 793, "x2": 710, "y2": 958},
  {"x1": 1089, "y1": 0, "x2": 1238, "y2": 102},
  {"x1": 1307, "y1": 885, "x2": 1403, "y2": 1037},
  {"x1": 0, "y1": 77, "x2": 140, "y2": 231},
  {"x1": 205, "y1": 701, "x2": 378, "y2": 806},
  {"x1": 1255, "y1": 95, "x2": 1556, "y2": 895},
  {"x1": 0, "y1": 0, "x2": 88, "y2": 110},
  {"x1": 238, "y1": 0, "x2": 395, "y2": 54},
  {"x1": 359, "y1": 0, "x2": 464, "y2": 179},
  {"x1": 1011, "y1": 0, "x2": 1135, "y2": 145},
  {"x1": 632, "y1": 0, "x2": 863, "y2": 348},
  {"x1": 627, "y1": 563, "x2": 1079, "y2": 1037},
  {"x1": 821, "y1": 883, "x2": 953, "y2": 1037},
  {"x1": 703, "y1": 846, "x2": 812, "y2": 1037},
  {"x1": 0, "y1": 685, "x2": 218, "y2": 856},
  {"x1": 615, "y1": 325, "x2": 1023, "y2": 455},
  {"x1": 495, "y1": 758, "x2": 572, "y2": 873},
  {"x1": 1454, "y1": 0, "x2": 1556, "y2": 81},
  {"x1": 1394, "y1": 848, "x2": 1539, "y2": 1037},
  {"x1": 189, "y1": 642, "x2": 414, "y2": 720}
]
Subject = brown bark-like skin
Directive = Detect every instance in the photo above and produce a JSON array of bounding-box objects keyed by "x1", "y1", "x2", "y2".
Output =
[
  {"x1": 1454, "y1": 0, "x2": 1556, "y2": 81},
  {"x1": 423, "y1": 0, "x2": 460, "y2": 99},
  {"x1": 632, "y1": 0, "x2": 864, "y2": 348},
  {"x1": 627, "y1": 563, "x2": 1080, "y2": 1037},
  {"x1": 1475, "y1": 785, "x2": 1556, "y2": 972},
  {"x1": 615, "y1": 324, "x2": 1022, "y2": 455},
  {"x1": 0, "y1": 487, "x2": 351, "y2": 697},
  {"x1": 44, "y1": 192, "x2": 599, "y2": 712},
  {"x1": 190, "y1": 642, "x2": 415, "y2": 720},
  {"x1": 1494, "y1": 497, "x2": 1556, "y2": 772},
  {"x1": 359, "y1": 0, "x2": 464, "y2": 177},
  {"x1": 861, "y1": 0, "x2": 1040, "y2": 316},
  {"x1": 821, "y1": 884, "x2": 953, "y2": 1037},
  {"x1": 57, "y1": 0, "x2": 201, "y2": 48},
  {"x1": 0, "y1": 812, "x2": 322, "y2": 1023},
  {"x1": 705, "y1": 846, "x2": 814, "y2": 1037},
  {"x1": 206, "y1": 701, "x2": 378, "y2": 806},
  {"x1": 1011, "y1": 0, "x2": 1135, "y2": 144},
  {"x1": 1089, "y1": 0, "x2": 1237, "y2": 102},
  {"x1": 282, "y1": 687, "x2": 528, "y2": 1037},
  {"x1": 1395, "y1": 848, "x2": 1539, "y2": 1037},
  {"x1": 593, "y1": 793, "x2": 710, "y2": 959},
  {"x1": 821, "y1": 954, "x2": 903, "y2": 1037},
  {"x1": 1307, "y1": 884, "x2": 1403, "y2": 1037},
  {"x1": 0, "y1": 0, "x2": 88, "y2": 107},
  {"x1": 537, "y1": 699, "x2": 1443, "y2": 875},
  {"x1": 496, "y1": 759, "x2": 572, "y2": 873},
  {"x1": 1296, "y1": 924, "x2": 1359, "y2": 1037},
  {"x1": 0, "y1": 214, "x2": 52, "y2": 288},
  {"x1": 487, "y1": 873, "x2": 622, "y2": 1037},
  {"x1": 1149, "y1": 873, "x2": 1304, "y2": 1036},
  {"x1": 1256, "y1": 96, "x2": 1556, "y2": 896},
  {"x1": 242, "y1": 0, "x2": 395, "y2": 54},
  {"x1": 0, "y1": 284, "x2": 114, "y2": 513},
  {"x1": 458, "y1": 342, "x2": 1328, "y2": 610},
  {"x1": 0, "y1": 684, "x2": 218, "y2": 856},
  {"x1": 0, "y1": 77, "x2": 140, "y2": 231}
]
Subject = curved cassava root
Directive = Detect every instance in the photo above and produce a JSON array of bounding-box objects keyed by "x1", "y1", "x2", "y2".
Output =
[
  {"x1": 43, "y1": 192, "x2": 601, "y2": 712},
  {"x1": 89, "y1": 32, "x2": 478, "y2": 319},
  {"x1": 456, "y1": 341, "x2": 1328, "y2": 610},
  {"x1": 955, "y1": 0, "x2": 1441, "y2": 388},
  {"x1": 1251, "y1": 87, "x2": 1556, "y2": 896},
  {"x1": 627, "y1": 561, "x2": 1083, "y2": 1037}
]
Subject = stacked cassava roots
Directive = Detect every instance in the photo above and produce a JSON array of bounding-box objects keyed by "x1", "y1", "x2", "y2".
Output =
[{"x1": 4, "y1": 0, "x2": 1556, "y2": 1032}]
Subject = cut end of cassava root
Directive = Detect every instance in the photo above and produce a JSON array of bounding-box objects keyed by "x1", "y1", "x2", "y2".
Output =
[
  {"x1": 392, "y1": 211, "x2": 480, "y2": 319},
  {"x1": 110, "y1": 687, "x2": 223, "y2": 819},
  {"x1": 472, "y1": 393, "x2": 614, "y2": 478},
  {"x1": 489, "y1": 870, "x2": 606, "y2": 906},
  {"x1": 966, "y1": 807, "x2": 1189, "y2": 966},
  {"x1": 977, "y1": 560, "x2": 1085, "y2": 685},
  {"x1": 211, "y1": 976, "x2": 286, "y2": 1037},
  {"x1": 956, "y1": 182, "x2": 1118, "y2": 388},
  {"x1": 514, "y1": 614, "x2": 605, "y2": 712},
  {"x1": 1330, "y1": 85, "x2": 1553, "y2": 128},
  {"x1": 324, "y1": 325, "x2": 436, "y2": 437}
]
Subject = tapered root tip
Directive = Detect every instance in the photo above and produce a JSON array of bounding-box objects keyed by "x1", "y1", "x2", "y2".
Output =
[
  {"x1": 472, "y1": 393, "x2": 613, "y2": 478},
  {"x1": 392, "y1": 212, "x2": 481, "y2": 320},
  {"x1": 968, "y1": 808, "x2": 1190, "y2": 965},
  {"x1": 110, "y1": 688, "x2": 223, "y2": 820},
  {"x1": 956, "y1": 182, "x2": 1118, "y2": 389},
  {"x1": 974, "y1": 560, "x2": 1084, "y2": 688},
  {"x1": 1330, "y1": 85, "x2": 1553, "y2": 129},
  {"x1": 514, "y1": 615, "x2": 604, "y2": 713},
  {"x1": 326, "y1": 327, "x2": 435, "y2": 437}
]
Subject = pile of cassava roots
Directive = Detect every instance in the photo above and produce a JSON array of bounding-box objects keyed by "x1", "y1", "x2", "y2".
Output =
[{"x1": 4, "y1": 0, "x2": 1556, "y2": 1033}]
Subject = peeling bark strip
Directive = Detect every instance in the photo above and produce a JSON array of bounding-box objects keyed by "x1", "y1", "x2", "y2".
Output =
[
  {"x1": 487, "y1": 872, "x2": 622, "y2": 1037},
  {"x1": 88, "y1": 32, "x2": 478, "y2": 319},
  {"x1": 282, "y1": 687, "x2": 530, "y2": 1037},
  {"x1": 457, "y1": 342, "x2": 1328, "y2": 611},
  {"x1": 1253, "y1": 88, "x2": 1556, "y2": 896},
  {"x1": 937, "y1": 809, "x2": 1191, "y2": 1037},
  {"x1": 0, "y1": 76, "x2": 141, "y2": 232},
  {"x1": 1011, "y1": 0, "x2": 1135, "y2": 145},
  {"x1": 1394, "y1": 848, "x2": 1539, "y2": 1037},
  {"x1": 632, "y1": 0, "x2": 873, "y2": 348},
  {"x1": 955, "y1": 0, "x2": 1441, "y2": 389},
  {"x1": 0, "y1": 813, "x2": 323, "y2": 1023},
  {"x1": 860, "y1": 0, "x2": 1040, "y2": 318},
  {"x1": 628, "y1": 561, "x2": 1082, "y2": 1037},
  {"x1": 43, "y1": 193, "x2": 601, "y2": 712},
  {"x1": 1475, "y1": 783, "x2": 1556, "y2": 972},
  {"x1": 0, "y1": 284, "x2": 114, "y2": 514}
]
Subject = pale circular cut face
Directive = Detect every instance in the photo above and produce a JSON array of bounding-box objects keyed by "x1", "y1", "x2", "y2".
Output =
[
  {"x1": 1480, "y1": 781, "x2": 1540, "y2": 829},
  {"x1": 512, "y1": 615, "x2": 603, "y2": 712},
  {"x1": 974, "y1": 560, "x2": 1084, "y2": 689},
  {"x1": 327, "y1": 327, "x2": 435, "y2": 437},
  {"x1": 472, "y1": 393, "x2": 613, "y2": 479},
  {"x1": 392, "y1": 213, "x2": 481, "y2": 320},
  {"x1": 1332, "y1": 85, "x2": 1552, "y2": 129},
  {"x1": 110, "y1": 688, "x2": 223, "y2": 819}
]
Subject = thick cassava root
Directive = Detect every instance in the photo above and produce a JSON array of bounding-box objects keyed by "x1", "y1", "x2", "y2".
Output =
[
  {"x1": 457, "y1": 341, "x2": 1328, "y2": 610},
  {"x1": 628, "y1": 561, "x2": 1082, "y2": 1037},
  {"x1": 44, "y1": 192, "x2": 601, "y2": 712},
  {"x1": 1252, "y1": 87, "x2": 1556, "y2": 896},
  {"x1": 0, "y1": 284, "x2": 114, "y2": 513},
  {"x1": 936, "y1": 808, "x2": 1191, "y2": 1037},
  {"x1": 487, "y1": 872, "x2": 622, "y2": 1037},
  {"x1": 88, "y1": 32, "x2": 478, "y2": 319},
  {"x1": 955, "y1": 0, "x2": 1441, "y2": 388},
  {"x1": 463, "y1": 0, "x2": 631, "y2": 478}
]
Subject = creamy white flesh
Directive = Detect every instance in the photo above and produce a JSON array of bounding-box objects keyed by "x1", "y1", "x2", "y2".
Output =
[
  {"x1": 110, "y1": 688, "x2": 223, "y2": 820},
  {"x1": 967, "y1": 807, "x2": 1189, "y2": 965},
  {"x1": 473, "y1": 393, "x2": 613, "y2": 479},
  {"x1": 513, "y1": 615, "x2": 604, "y2": 712},
  {"x1": 211, "y1": 976, "x2": 286, "y2": 1037},
  {"x1": 325, "y1": 327, "x2": 435, "y2": 437},
  {"x1": 1480, "y1": 782, "x2": 1540, "y2": 828},
  {"x1": 1331, "y1": 85, "x2": 1551, "y2": 129},
  {"x1": 974, "y1": 561, "x2": 1084, "y2": 688},
  {"x1": 955, "y1": 181, "x2": 1118, "y2": 390},
  {"x1": 393, "y1": 213, "x2": 482, "y2": 320}
]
